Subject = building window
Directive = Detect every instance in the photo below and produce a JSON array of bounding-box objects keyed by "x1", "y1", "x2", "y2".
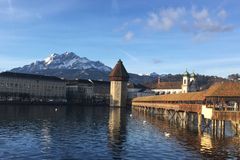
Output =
[{"x1": 184, "y1": 79, "x2": 186, "y2": 84}]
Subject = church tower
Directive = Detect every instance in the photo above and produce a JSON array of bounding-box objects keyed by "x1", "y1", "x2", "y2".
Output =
[
  {"x1": 109, "y1": 60, "x2": 129, "y2": 107},
  {"x1": 189, "y1": 72, "x2": 197, "y2": 92},
  {"x1": 190, "y1": 72, "x2": 196, "y2": 82},
  {"x1": 182, "y1": 70, "x2": 190, "y2": 93}
]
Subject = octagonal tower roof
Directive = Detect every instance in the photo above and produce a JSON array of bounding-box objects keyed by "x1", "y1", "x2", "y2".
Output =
[{"x1": 109, "y1": 59, "x2": 129, "y2": 81}]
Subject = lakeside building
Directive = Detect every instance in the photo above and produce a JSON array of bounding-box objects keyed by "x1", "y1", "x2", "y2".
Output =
[
  {"x1": 127, "y1": 82, "x2": 155, "y2": 100},
  {"x1": 150, "y1": 71, "x2": 198, "y2": 95},
  {"x1": 66, "y1": 79, "x2": 110, "y2": 105},
  {"x1": 0, "y1": 70, "x2": 198, "y2": 104},
  {"x1": 0, "y1": 72, "x2": 110, "y2": 104},
  {"x1": 0, "y1": 72, "x2": 66, "y2": 102}
]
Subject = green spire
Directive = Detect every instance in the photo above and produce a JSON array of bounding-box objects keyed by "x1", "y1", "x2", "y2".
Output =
[
  {"x1": 190, "y1": 71, "x2": 196, "y2": 77},
  {"x1": 183, "y1": 69, "x2": 190, "y2": 76}
]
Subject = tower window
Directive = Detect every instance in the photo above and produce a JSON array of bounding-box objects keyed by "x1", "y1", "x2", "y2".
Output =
[{"x1": 184, "y1": 79, "x2": 186, "y2": 84}]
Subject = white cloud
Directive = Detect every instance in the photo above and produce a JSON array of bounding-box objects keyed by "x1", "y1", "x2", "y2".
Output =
[
  {"x1": 192, "y1": 8, "x2": 209, "y2": 20},
  {"x1": 192, "y1": 8, "x2": 233, "y2": 33},
  {"x1": 117, "y1": 7, "x2": 234, "y2": 42},
  {"x1": 147, "y1": 7, "x2": 185, "y2": 31},
  {"x1": 115, "y1": 18, "x2": 142, "y2": 32},
  {"x1": 193, "y1": 32, "x2": 212, "y2": 42},
  {"x1": 218, "y1": 9, "x2": 227, "y2": 19},
  {"x1": 146, "y1": 7, "x2": 234, "y2": 33},
  {"x1": 124, "y1": 31, "x2": 134, "y2": 42}
]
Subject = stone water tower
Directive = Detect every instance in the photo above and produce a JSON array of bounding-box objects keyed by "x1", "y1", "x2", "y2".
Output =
[{"x1": 109, "y1": 60, "x2": 129, "y2": 107}]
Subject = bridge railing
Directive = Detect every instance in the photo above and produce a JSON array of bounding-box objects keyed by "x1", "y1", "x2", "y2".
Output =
[{"x1": 132, "y1": 101, "x2": 202, "y2": 113}]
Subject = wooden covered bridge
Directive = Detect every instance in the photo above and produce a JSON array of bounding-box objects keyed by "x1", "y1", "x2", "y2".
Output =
[{"x1": 132, "y1": 82, "x2": 240, "y2": 135}]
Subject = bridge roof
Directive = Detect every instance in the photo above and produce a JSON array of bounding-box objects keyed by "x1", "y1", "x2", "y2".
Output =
[
  {"x1": 133, "y1": 91, "x2": 206, "y2": 102},
  {"x1": 206, "y1": 81, "x2": 240, "y2": 97},
  {"x1": 133, "y1": 81, "x2": 240, "y2": 103}
]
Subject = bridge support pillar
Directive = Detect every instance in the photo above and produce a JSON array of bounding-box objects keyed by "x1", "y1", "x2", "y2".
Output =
[
  {"x1": 190, "y1": 113, "x2": 194, "y2": 122},
  {"x1": 212, "y1": 120, "x2": 216, "y2": 135},
  {"x1": 217, "y1": 120, "x2": 220, "y2": 136},
  {"x1": 198, "y1": 113, "x2": 202, "y2": 133},
  {"x1": 221, "y1": 120, "x2": 225, "y2": 136},
  {"x1": 183, "y1": 111, "x2": 187, "y2": 127},
  {"x1": 236, "y1": 123, "x2": 239, "y2": 135},
  {"x1": 164, "y1": 109, "x2": 168, "y2": 119}
]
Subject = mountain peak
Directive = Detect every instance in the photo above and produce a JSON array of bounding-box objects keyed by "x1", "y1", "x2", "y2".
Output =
[
  {"x1": 44, "y1": 53, "x2": 58, "y2": 65},
  {"x1": 64, "y1": 51, "x2": 74, "y2": 56},
  {"x1": 11, "y1": 52, "x2": 112, "y2": 73}
]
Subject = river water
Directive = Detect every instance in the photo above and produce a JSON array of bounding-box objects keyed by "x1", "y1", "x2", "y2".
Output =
[{"x1": 0, "y1": 105, "x2": 239, "y2": 159}]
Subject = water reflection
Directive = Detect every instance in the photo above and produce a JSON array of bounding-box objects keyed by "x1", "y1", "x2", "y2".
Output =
[
  {"x1": 40, "y1": 121, "x2": 52, "y2": 154},
  {"x1": 108, "y1": 107, "x2": 127, "y2": 159},
  {"x1": 0, "y1": 105, "x2": 239, "y2": 159},
  {"x1": 132, "y1": 109, "x2": 240, "y2": 159},
  {"x1": 0, "y1": 105, "x2": 66, "y2": 120}
]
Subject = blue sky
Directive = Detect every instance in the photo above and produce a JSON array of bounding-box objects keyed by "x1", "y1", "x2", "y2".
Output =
[{"x1": 0, "y1": 0, "x2": 240, "y2": 77}]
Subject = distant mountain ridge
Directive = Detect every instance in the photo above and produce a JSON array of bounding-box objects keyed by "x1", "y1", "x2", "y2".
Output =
[
  {"x1": 10, "y1": 52, "x2": 225, "y2": 86},
  {"x1": 10, "y1": 52, "x2": 156, "y2": 83},
  {"x1": 11, "y1": 52, "x2": 111, "y2": 73}
]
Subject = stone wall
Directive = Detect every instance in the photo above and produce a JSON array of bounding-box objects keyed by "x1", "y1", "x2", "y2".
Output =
[{"x1": 110, "y1": 81, "x2": 127, "y2": 107}]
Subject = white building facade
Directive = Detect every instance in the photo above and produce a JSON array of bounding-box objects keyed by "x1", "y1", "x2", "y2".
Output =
[
  {"x1": 152, "y1": 71, "x2": 197, "y2": 95},
  {"x1": 0, "y1": 72, "x2": 66, "y2": 102}
]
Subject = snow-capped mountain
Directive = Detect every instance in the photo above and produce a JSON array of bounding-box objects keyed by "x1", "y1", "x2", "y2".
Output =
[
  {"x1": 10, "y1": 52, "x2": 158, "y2": 82},
  {"x1": 11, "y1": 52, "x2": 112, "y2": 73}
]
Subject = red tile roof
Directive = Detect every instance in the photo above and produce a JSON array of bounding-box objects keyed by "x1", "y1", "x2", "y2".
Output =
[
  {"x1": 109, "y1": 60, "x2": 129, "y2": 81},
  {"x1": 133, "y1": 91, "x2": 206, "y2": 102},
  {"x1": 153, "y1": 82, "x2": 182, "y2": 89},
  {"x1": 206, "y1": 81, "x2": 240, "y2": 97}
]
